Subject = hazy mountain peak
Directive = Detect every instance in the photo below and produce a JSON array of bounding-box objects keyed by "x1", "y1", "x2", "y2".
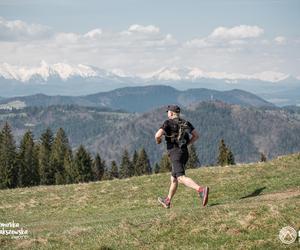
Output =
[
  {"x1": 141, "y1": 66, "x2": 290, "y2": 83},
  {"x1": 0, "y1": 61, "x2": 292, "y2": 84},
  {"x1": 144, "y1": 66, "x2": 209, "y2": 81}
]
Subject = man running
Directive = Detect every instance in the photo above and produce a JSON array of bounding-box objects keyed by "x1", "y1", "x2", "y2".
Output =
[{"x1": 155, "y1": 105, "x2": 209, "y2": 208}]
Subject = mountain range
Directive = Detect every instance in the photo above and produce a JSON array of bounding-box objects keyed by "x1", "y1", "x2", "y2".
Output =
[
  {"x1": 0, "y1": 61, "x2": 299, "y2": 106},
  {"x1": 0, "y1": 85, "x2": 274, "y2": 113}
]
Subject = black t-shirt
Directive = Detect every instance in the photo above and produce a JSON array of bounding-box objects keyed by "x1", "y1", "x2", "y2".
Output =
[{"x1": 160, "y1": 118, "x2": 195, "y2": 150}]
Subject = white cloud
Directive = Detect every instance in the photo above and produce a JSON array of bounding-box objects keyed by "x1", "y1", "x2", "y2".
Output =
[
  {"x1": 54, "y1": 32, "x2": 80, "y2": 44},
  {"x1": 127, "y1": 24, "x2": 160, "y2": 34},
  {"x1": 185, "y1": 38, "x2": 211, "y2": 48},
  {"x1": 84, "y1": 29, "x2": 102, "y2": 39},
  {"x1": 185, "y1": 25, "x2": 264, "y2": 50},
  {"x1": 229, "y1": 40, "x2": 248, "y2": 45},
  {"x1": 0, "y1": 16, "x2": 52, "y2": 41},
  {"x1": 210, "y1": 25, "x2": 264, "y2": 40},
  {"x1": 274, "y1": 36, "x2": 287, "y2": 45},
  {"x1": 118, "y1": 24, "x2": 176, "y2": 48}
]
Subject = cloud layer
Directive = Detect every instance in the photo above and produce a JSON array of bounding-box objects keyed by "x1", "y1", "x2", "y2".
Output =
[
  {"x1": 0, "y1": 17, "x2": 299, "y2": 78},
  {"x1": 0, "y1": 17, "x2": 52, "y2": 41},
  {"x1": 210, "y1": 25, "x2": 264, "y2": 40}
]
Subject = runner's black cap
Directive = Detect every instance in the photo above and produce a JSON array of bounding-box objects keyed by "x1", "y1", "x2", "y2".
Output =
[{"x1": 166, "y1": 105, "x2": 180, "y2": 113}]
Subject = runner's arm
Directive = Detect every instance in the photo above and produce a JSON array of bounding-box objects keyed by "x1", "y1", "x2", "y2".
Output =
[
  {"x1": 188, "y1": 129, "x2": 199, "y2": 145},
  {"x1": 155, "y1": 128, "x2": 165, "y2": 144}
]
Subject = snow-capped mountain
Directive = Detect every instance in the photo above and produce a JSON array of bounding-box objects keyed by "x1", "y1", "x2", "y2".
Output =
[
  {"x1": 143, "y1": 66, "x2": 290, "y2": 83},
  {"x1": 0, "y1": 61, "x2": 124, "y2": 82},
  {"x1": 0, "y1": 61, "x2": 140, "y2": 96},
  {"x1": 0, "y1": 61, "x2": 292, "y2": 83},
  {"x1": 0, "y1": 61, "x2": 299, "y2": 106}
]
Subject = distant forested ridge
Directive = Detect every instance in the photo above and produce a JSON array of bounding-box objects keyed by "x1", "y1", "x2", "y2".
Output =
[{"x1": 1, "y1": 102, "x2": 300, "y2": 166}]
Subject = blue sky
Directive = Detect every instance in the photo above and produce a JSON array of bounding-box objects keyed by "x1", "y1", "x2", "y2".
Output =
[
  {"x1": 0, "y1": 0, "x2": 299, "y2": 80},
  {"x1": 1, "y1": 0, "x2": 299, "y2": 39}
]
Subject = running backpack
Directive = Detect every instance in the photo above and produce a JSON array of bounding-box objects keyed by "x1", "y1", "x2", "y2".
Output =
[{"x1": 172, "y1": 118, "x2": 190, "y2": 148}]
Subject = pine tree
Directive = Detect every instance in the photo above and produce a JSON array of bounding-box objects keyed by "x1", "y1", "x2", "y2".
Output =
[
  {"x1": 154, "y1": 163, "x2": 160, "y2": 174},
  {"x1": 110, "y1": 160, "x2": 119, "y2": 179},
  {"x1": 102, "y1": 161, "x2": 111, "y2": 180},
  {"x1": 64, "y1": 149, "x2": 77, "y2": 184},
  {"x1": 132, "y1": 150, "x2": 139, "y2": 176},
  {"x1": 159, "y1": 153, "x2": 172, "y2": 173},
  {"x1": 0, "y1": 122, "x2": 17, "y2": 189},
  {"x1": 186, "y1": 144, "x2": 200, "y2": 169},
  {"x1": 217, "y1": 139, "x2": 228, "y2": 166},
  {"x1": 92, "y1": 153, "x2": 105, "y2": 181},
  {"x1": 217, "y1": 139, "x2": 235, "y2": 166},
  {"x1": 74, "y1": 145, "x2": 93, "y2": 183},
  {"x1": 135, "y1": 148, "x2": 151, "y2": 175},
  {"x1": 119, "y1": 149, "x2": 132, "y2": 178},
  {"x1": 38, "y1": 128, "x2": 54, "y2": 185},
  {"x1": 17, "y1": 130, "x2": 39, "y2": 187},
  {"x1": 50, "y1": 128, "x2": 70, "y2": 185},
  {"x1": 227, "y1": 148, "x2": 235, "y2": 165}
]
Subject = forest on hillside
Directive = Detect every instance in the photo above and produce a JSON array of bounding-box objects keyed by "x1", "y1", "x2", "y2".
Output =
[
  {"x1": 1, "y1": 102, "x2": 300, "y2": 166},
  {"x1": 0, "y1": 123, "x2": 205, "y2": 189}
]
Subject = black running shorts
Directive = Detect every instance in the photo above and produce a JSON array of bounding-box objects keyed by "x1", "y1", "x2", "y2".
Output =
[{"x1": 168, "y1": 147, "x2": 189, "y2": 178}]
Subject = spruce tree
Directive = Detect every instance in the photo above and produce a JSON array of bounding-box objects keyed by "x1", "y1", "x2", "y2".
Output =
[
  {"x1": 50, "y1": 128, "x2": 70, "y2": 185},
  {"x1": 64, "y1": 149, "x2": 77, "y2": 184},
  {"x1": 132, "y1": 150, "x2": 139, "y2": 176},
  {"x1": 92, "y1": 153, "x2": 105, "y2": 181},
  {"x1": 102, "y1": 161, "x2": 111, "y2": 180},
  {"x1": 159, "y1": 153, "x2": 172, "y2": 173},
  {"x1": 217, "y1": 139, "x2": 235, "y2": 166},
  {"x1": 0, "y1": 122, "x2": 17, "y2": 189},
  {"x1": 186, "y1": 144, "x2": 200, "y2": 169},
  {"x1": 38, "y1": 128, "x2": 54, "y2": 185},
  {"x1": 135, "y1": 148, "x2": 151, "y2": 175},
  {"x1": 217, "y1": 139, "x2": 228, "y2": 166},
  {"x1": 74, "y1": 145, "x2": 93, "y2": 183},
  {"x1": 18, "y1": 130, "x2": 39, "y2": 187},
  {"x1": 38, "y1": 128, "x2": 55, "y2": 185},
  {"x1": 227, "y1": 148, "x2": 235, "y2": 165},
  {"x1": 110, "y1": 160, "x2": 119, "y2": 179},
  {"x1": 119, "y1": 149, "x2": 132, "y2": 178}
]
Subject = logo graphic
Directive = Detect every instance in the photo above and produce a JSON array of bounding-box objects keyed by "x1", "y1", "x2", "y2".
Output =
[
  {"x1": 0, "y1": 221, "x2": 29, "y2": 239},
  {"x1": 279, "y1": 226, "x2": 297, "y2": 244}
]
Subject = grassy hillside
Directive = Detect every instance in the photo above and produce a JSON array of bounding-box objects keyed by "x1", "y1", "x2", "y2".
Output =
[{"x1": 0, "y1": 153, "x2": 300, "y2": 249}]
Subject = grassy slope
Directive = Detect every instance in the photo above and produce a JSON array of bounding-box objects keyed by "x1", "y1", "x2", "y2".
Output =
[{"x1": 0, "y1": 154, "x2": 300, "y2": 250}]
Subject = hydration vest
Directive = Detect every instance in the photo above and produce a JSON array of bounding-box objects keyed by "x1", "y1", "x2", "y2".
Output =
[{"x1": 170, "y1": 118, "x2": 190, "y2": 148}]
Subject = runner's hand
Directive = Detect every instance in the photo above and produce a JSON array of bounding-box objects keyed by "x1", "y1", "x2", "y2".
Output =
[{"x1": 156, "y1": 137, "x2": 162, "y2": 144}]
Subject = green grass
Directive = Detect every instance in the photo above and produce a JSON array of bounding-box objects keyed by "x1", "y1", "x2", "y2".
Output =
[{"x1": 1, "y1": 153, "x2": 300, "y2": 249}]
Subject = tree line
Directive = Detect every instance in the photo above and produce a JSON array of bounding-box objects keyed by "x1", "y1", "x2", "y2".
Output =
[
  {"x1": 0, "y1": 122, "x2": 236, "y2": 189},
  {"x1": 0, "y1": 122, "x2": 200, "y2": 189}
]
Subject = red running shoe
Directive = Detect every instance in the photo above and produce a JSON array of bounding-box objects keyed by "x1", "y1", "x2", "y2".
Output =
[
  {"x1": 158, "y1": 197, "x2": 170, "y2": 209},
  {"x1": 199, "y1": 187, "x2": 209, "y2": 207}
]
